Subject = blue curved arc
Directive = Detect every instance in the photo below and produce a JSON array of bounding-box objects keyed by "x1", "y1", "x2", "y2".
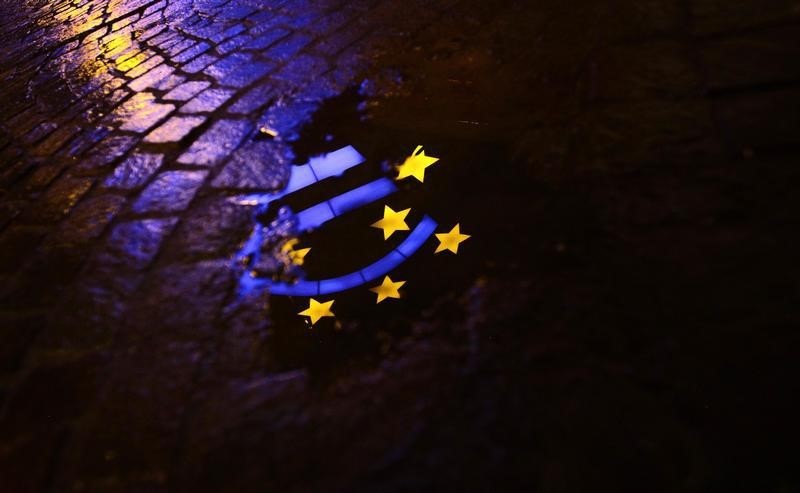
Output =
[{"x1": 266, "y1": 215, "x2": 438, "y2": 296}]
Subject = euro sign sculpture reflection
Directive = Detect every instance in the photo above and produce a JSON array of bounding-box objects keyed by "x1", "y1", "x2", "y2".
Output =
[{"x1": 235, "y1": 146, "x2": 440, "y2": 298}]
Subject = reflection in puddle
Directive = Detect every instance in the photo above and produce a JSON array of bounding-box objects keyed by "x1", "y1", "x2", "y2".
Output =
[{"x1": 233, "y1": 144, "x2": 470, "y2": 315}]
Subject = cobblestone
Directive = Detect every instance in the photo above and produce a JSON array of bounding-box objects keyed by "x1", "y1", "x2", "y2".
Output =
[
  {"x1": 210, "y1": 140, "x2": 289, "y2": 190},
  {"x1": 180, "y1": 88, "x2": 236, "y2": 113},
  {"x1": 163, "y1": 80, "x2": 211, "y2": 101},
  {"x1": 176, "y1": 119, "x2": 253, "y2": 166},
  {"x1": 106, "y1": 217, "x2": 179, "y2": 269},
  {"x1": 114, "y1": 93, "x2": 175, "y2": 132},
  {"x1": 132, "y1": 170, "x2": 208, "y2": 213},
  {"x1": 145, "y1": 115, "x2": 206, "y2": 143},
  {"x1": 103, "y1": 152, "x2": 164, "y2": 188}
]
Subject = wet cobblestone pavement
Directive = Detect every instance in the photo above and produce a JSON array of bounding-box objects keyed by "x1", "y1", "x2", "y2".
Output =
[{"x1": 2, "y1": 0, "x2": 800, "y2": 491}]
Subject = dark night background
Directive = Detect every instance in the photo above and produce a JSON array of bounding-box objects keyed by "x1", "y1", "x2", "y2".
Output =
[{"x1": 1, "y1": 0, "x2": 799, "y2": 491}]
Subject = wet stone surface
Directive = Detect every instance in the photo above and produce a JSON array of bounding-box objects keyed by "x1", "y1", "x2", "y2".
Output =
[
  {"x1": 132, "y1": 169, "x2": 208, "y2": 213},
  {"x1": 1, "y1": 0, "x2": 799, "y2": 492}
]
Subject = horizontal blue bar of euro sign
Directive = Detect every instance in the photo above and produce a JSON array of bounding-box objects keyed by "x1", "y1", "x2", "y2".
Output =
[
  {"x1": 329, "y1": 178, "x2": 398, "y2": 216},
  {"x1": 296, "y1": 202, "x2": 335, "y2": 232},
  {"x1": 295, "y1": 177, "x2": 398, "y2": 232},
  {"x1": 309, "y1": 146, "x2": 366, "y2": 181},
  {"x1": 284, "y1": 163, "x2": 317, "y2": 195}
]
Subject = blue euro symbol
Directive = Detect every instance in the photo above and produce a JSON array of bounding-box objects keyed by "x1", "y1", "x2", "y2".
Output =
[{"x1": 236, "y1": 146, "x2": 438, "y2": 297}]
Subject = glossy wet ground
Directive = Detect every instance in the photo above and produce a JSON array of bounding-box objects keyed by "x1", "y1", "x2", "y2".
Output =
[{"x1": 1, "y1": 0, "x2": 800, "y2": 491}]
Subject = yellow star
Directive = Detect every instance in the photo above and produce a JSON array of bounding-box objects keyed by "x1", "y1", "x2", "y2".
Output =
[
  {"x1": 369, "y1": 276, "x2": 406, "y2": 304},
  {"x1": 281, "y1": 238, "x2": 311, "y2": 265},
  {"x1": 396, "y1": 145, "x2": 439, "y2": 183},
  {"x1": 435, "y1": 224, "x2": 471, "y2": 254},
  {"x1": 298, "y1": 298, "x2": 335, "y2": 325},
  {"x1": 371, "y1": 205, "x2": 411, "y2": 240}
]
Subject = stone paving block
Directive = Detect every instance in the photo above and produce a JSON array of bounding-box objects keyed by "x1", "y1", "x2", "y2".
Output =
[
  {"x1": 312, "y1": 23, "x2": 368, "y2": 57},
  {"x1": 144, "y1": 0, "x2": 167, "y2": 16},
  {"x1": 264, "y1": 32, "x2": 312, "y2": 61},
  {"x1": 202, "y1": 52, "x2": 253, "y2": 81},
  {"x1": 128, "y1": 259, "x2": 234, "y2": 338},
  {"x1": 22, "y1": 176, "x2": 94, "y2": 224},
  {"x1": 132, "y1": 170, "x2": 208, "y2": 213},
  {"x1": 136, "y1": 10, "x2": 163, "y2": 31},
  {"x1": 244, "y1": 27, "x2": 290, "y2": 50},
  {"x1": 171, "y1": 41, "x2": 210, "y2": 63},
  {"x1": 227, "y1": 83, "x2": 276, "y2": 114},
  {"x1": 151, "y1": 73, "x2": 186, "y2": 91},
  {"x1": 67, "y1": 130, "x2": 125, "y2": 166},
  {"x1": 180, "y1": 88, "x2": 236, "y2": 113},
  {"x1": 23, "y1": 162, "x2": 68, "y2": 193},
  {"x1": 211, "y1": 140, "x2": 289, "y2": 190},
  {"x1": 220, "y1": 3, "x2": 257, "y2": 21},
  {"x1": 257, "y1": 99, "x2": 318, "y2": 142},
  {"x1": 163, "y1": 80, "x2": 211, "y2": 101},
  {"x1": 156, "y1": 33, "x2": 186, "y2": 52},
  {"x1": 210, "y1": 23, "x2": 247, "y2": 44},
  {"x1": 147, "y1": 30, "x2": 180, "y2": 47},
  {"x1": 271, "y1": 54, "x2": 329, "y2": 83},
  {"x1": 136, "y1": 23, "x2": 167, "y2": 42},
  {"x1": 217, "y1": 34, "x2": 253, "y2": 55},
  {"x1": 31, "y1": 122, "x2": 82, "y2": 157},
  {"x1": 181, "y1": 53, "x2": 218, "y2": 73},
  {"x1": 106, "y1": 217, "x2": 179, "y2": 269},
  {"x1": 221, "y1": 60, "x2": 275, "y2": 88},
  {"x1": 145, "y1": 115, "x2": 206, "y2": 143},
  {"x1": 120, "y1": 53, "x2": 163, "y2": 77},
  {"x1": 128, "y1": 63, "x2": 176, "y2": 91},
  {"x1": 45, "y1": 194, "x2": 126, "y2": 248},
  {"x1": 177, "y1": 119, "x2": 253, "y2": 166},
  {"x1": 164, "y1": 195, "x2": 255, "y2": 260},
  {"x1": 114, "y1": 92, "x2": 175, "y2": 132},
  {"x1": 103, "y1": 152, "x2": 164, "y2": 188},
  {"x1": 20, "y1": 121, "x2": 58, "y2": 146},
  {"x1": 165, "y1": 38, "x2": 196, "y2": 58}
]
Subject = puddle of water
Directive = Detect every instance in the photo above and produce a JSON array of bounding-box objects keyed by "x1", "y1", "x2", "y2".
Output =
[{"x1": 234, "y1": 88, "x2": 527, "y2": 378}]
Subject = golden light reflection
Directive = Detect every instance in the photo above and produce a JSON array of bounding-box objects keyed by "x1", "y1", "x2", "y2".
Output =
[
  {"x1": 298, "y1": 298, "x2": 335, "y2": 326},
  {"x1": 434, "y1": 224, "x2": 470, "y2": 254},
  {"x1": 42, "y1": 0, "x2": 152, "y2": 93},
  {"x1": 369, "y1": 276, "x2": 405, "y2": 303},
  {"x1": 371, "y1": 205, "x2": 411, "y2": 240},
  {"x1": 281, "y1": 238, "x2": 311, "y2": 266},
  {"x1": 396, "y1": 145, "x2": 440, "y2": 183}
]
